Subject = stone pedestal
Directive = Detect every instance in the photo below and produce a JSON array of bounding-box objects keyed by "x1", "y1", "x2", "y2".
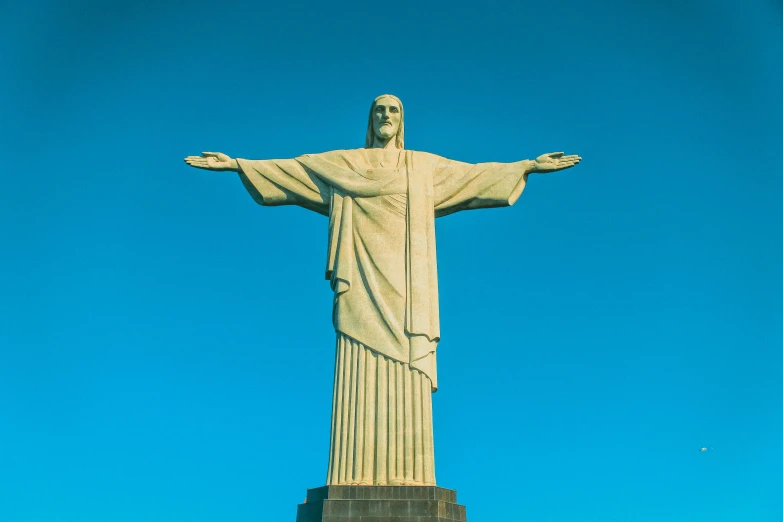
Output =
[{"x1": 295, "y1": 485, "x2": 467, "y2": 522}]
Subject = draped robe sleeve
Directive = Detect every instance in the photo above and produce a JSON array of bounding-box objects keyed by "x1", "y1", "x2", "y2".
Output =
[
  {"x1": 428, "y1": 154, "x2": 531, "y2": 217},
  {"x1": 236, "y1": 157, "x2": 332, "y2": 216}
]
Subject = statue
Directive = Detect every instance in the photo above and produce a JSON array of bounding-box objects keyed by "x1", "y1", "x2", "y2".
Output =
[{"x1": 185, "y1": 94, "x2": 580, "y2": 488}]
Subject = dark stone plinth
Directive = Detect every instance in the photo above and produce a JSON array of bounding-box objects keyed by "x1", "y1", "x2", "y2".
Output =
[{"x1": 296, "y1": 485, "x2": 467, "y2": 522}]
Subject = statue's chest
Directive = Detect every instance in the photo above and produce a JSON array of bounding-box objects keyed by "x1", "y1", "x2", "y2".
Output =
[{"x1": 360, "y1": 156, "x2": 408, "y2": 195}]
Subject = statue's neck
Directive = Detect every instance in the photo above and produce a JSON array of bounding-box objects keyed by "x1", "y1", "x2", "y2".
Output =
[{"x1": 371, "y1": 136, "x2": 400, "y2": 150}]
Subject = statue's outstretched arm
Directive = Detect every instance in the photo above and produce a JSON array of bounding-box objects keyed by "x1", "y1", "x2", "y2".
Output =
[
  {"x1": 187, "y1": 151, "x2": 331, "y2": 215},
  {"x1": 184, "y1": 152, "x2": 239, "y2": 172},
  {"x1": 432, "y1": 151, "x2": 582, "y2": 217}
]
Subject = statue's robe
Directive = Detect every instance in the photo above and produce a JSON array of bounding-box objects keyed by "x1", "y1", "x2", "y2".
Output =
[{"x1": 237, "y1": 148, "x2": 529, "y2": 485}]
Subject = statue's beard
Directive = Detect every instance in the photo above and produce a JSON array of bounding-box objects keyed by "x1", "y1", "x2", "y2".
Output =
[{"x1": 376, "y1": 124, "x2": 398, "y2": 138}]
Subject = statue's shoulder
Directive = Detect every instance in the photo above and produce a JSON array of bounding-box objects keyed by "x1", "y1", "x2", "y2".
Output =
[
  {"x1": 297, "y1": 149, "x2": 372, "y2": 172},
  {"x1": 407, "y1": 150, "x2": 445, "y2": 166},
  {"x1": 301, "y1": 148, "x2": 365, "y2": 161}
]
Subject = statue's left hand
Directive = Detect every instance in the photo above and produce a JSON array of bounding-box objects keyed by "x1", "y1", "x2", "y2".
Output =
[{"x1": 531, "y1": 152, "x2": 581, "y2": 173}]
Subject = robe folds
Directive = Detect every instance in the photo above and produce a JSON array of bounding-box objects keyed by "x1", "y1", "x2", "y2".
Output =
[
  {"x1": 327, "y1": 333, "x2": 435, "y2": 486},
  {"x1": 237, "y1": 148, "x2": 529, "y2": 484}
]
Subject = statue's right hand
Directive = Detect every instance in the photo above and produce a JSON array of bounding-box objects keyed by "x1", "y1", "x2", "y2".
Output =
[{"x1": 184, "y1": 152, "x2": 238, "y2": 171}]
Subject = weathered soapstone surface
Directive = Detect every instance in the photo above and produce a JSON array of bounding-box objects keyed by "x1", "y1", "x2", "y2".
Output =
[
  {"x1": 186, "y1": 95, "x2": 578, "y2": 521},
  {"x1": 184, "y1": 94, "x2": 580, "y2": 488},
  {"x1": 296, "y1": 486, "x2": 467, "y2": 522}
]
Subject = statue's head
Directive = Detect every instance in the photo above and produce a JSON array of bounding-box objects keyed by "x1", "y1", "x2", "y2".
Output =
[{"x1": 365, "y1": 94, "x2": 404, "y2": 149}]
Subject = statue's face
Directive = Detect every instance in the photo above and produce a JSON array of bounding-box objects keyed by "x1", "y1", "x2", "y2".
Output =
[{"x1": 372, "y1": 96, "x2": 402, "y2": 141}]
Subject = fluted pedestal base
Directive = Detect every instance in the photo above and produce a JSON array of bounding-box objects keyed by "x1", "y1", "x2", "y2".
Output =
[{"x1": 295, "y1": 485, "x2": 467, "y2": 522}]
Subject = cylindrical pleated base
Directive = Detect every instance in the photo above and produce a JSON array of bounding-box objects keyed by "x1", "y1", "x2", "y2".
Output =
[{"x1": 326, "y1": 334, "x2": 436, "y2": 486}]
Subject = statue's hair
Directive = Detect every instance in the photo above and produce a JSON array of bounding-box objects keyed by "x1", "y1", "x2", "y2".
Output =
[{"x1": 365, "y1": 94, "x2": 404, "y2": 149}]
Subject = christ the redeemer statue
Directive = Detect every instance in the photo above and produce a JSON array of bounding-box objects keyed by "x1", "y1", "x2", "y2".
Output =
[{"x1": 185, "y1": 94, "x2": 580, "y2": 487}]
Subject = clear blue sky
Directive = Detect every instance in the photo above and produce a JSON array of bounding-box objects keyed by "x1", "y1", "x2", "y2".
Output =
[{"x1": 1, "y1": 1, "x2": 781, "y2": 521}]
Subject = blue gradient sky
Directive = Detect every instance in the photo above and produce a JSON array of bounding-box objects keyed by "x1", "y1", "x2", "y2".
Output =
[{"x1": 1, "y1": 1, "x2": 781, "y2": 521}]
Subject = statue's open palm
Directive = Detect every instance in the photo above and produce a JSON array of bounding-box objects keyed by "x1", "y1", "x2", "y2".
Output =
[
  {"x1": 533, "y1": 152, "x2": 581, "y2": 173},
  {"x1": 184, "y1": 152, "x2": 237, "y2": 171}
]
